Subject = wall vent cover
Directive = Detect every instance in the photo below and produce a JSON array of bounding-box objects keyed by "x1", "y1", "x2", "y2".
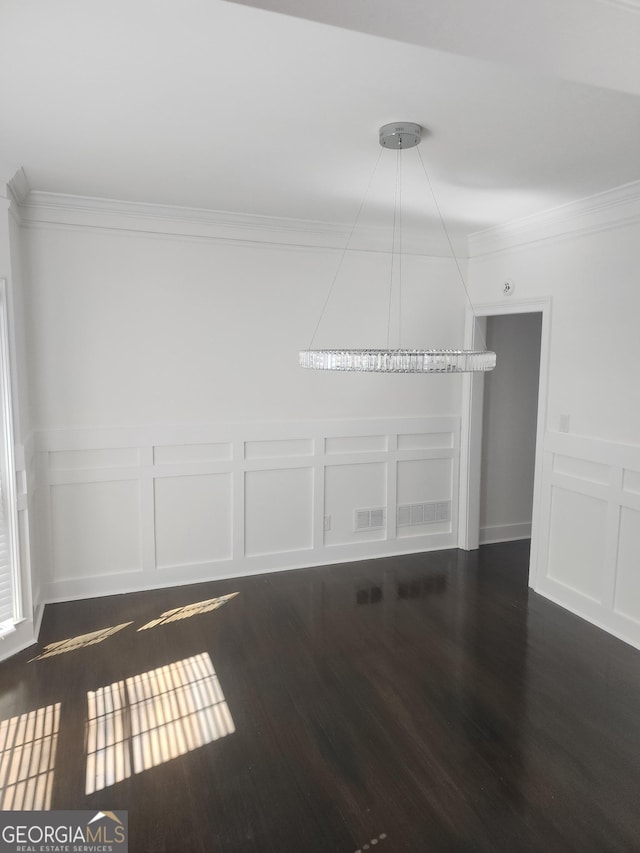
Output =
[
  {"x1": 397, "y1": 501, "x2": 450, "y2": 527},
  {"x1": 354, "y1": 507, "x2": 386, "y2": 531}
]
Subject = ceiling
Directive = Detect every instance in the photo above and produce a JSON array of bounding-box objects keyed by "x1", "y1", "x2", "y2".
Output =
[{"x1": 1, "y1": 0, "x2": 640, "y2": 242}]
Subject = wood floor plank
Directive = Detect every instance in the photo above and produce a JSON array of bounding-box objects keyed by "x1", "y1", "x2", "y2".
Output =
[{"x1": 1, "y1": 541, "x2": 640, "y2": 851}]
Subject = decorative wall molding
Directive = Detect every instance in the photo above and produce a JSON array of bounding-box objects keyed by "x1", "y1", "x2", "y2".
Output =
[
  {"x1": 1, "y1": 168, "x2": 28, "y2": 225},
  {"x1": 468, "y1": 179, "x2": 640, "y2": 257},
  {"x1": 534, "y1": 431, "x2": 640, "y2": 651},
  {"x1": 34, "y1": 417, "x2": 460, "y2": 604},
  {"x1": 17, "y1": 189, "x2": 452, "y2": 256},
  {"x1": 14, "y1": 175, "x2": 640, "y2": 260},
  {"x1": 21, "y1": 190, "x2": 351, "y2": 250},
  {"x1": 7, "y1": 168, "x2": 29, "y2": 207}
]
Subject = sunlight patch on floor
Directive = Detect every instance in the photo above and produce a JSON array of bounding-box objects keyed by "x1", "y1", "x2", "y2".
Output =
[
  {"x1": 137, "y1": 593, "x2": 238, "y2": 631},
  {"x1": 86, "y1": 652, "x2": 234, "y2": 794},
  {"x1": 0, "y1": 703, "x2": 61, "y2": 809},
  {"x1": 29, "y1": 622, "x2": 133, "y2": 661}
]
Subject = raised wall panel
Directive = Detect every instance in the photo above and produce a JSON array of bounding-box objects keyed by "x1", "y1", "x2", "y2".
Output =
[
  {"x1": 397, "y1": 458, "x2": 452, "y2": 538},
  {"x1": 244, "y1": 439, "x2": 313, "y2": 460},
  {"x1": 36, "y1": 417, "x2": 461, "y2": 604},
  {"x1": 397, "y1": 458, "x2": 452, "y2": 503},
  {"x1": 154, "y1": 474, "x2": 232, "y2": 568},
  {"x1": 397, "y1": 432, "x2": 453, "y2": 450},
  {"x1": 324, "y1": 462, "x2": 386, "y2": 546},
  {"x1": 153, "y1": 444, "x2": 232, "y2": 465},
  {"x1": 553, "y1": 454, "x2": 609, "y2": 485},
  {"x1": 623, "y1": 470, "x2": 640, "y2": 496},
  {"x1": 547, "y1": 487, "x2": 606, "y2": 602},
  {"x1": 50, "y1": 480, "x2": 141, "y2": 580},
  {"x1": 244, "y1": 467, "x2": 313, "y2": 556},
  {"x1": 535, "y1": 434, "x2": 640, "y2": 651},
  {"x1": 325, "y1": 435, "x2": 387, "y2": 454},
  {"x1": 614, "y1": 507, "x2": 640, "y2": 622},
  {"x1": 49, "y1": 448, "x2": 139, "y2": 470}
]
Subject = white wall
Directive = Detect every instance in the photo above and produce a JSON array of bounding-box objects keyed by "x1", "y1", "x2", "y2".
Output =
[
  {"x1": 479, "y1": 312, "x2": 541, "y2": 543},
  {"x1": 471, "y1": 222, "x2": 640, "y2": 444},
  {"x1": 469, "y1": 218, "x2": 640, "y2": 649},
  {"x1": 20, "y1": 205, "x2": 468, "y2": 603},
  {"x1": 23, "y1": 226, "x2": 465, "y2": 428}
]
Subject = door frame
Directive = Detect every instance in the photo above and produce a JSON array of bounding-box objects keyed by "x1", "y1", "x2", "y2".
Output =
[{"x1": 458, "y1": 297, "x2": 551, "y2": 588}]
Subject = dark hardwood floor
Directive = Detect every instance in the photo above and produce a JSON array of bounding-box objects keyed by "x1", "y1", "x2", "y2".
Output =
[{"x1": 2, "y1": 541, "x2": 640, "y2": 852}]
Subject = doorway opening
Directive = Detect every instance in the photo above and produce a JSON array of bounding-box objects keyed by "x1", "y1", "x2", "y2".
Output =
[{"x1": 459, "y1": 300, "x2": 550, "y2": 589}]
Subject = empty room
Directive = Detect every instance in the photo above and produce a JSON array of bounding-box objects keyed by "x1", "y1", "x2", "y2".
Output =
[{"x1": 1, "y1": 1, "x2": 640, "y2": 851}]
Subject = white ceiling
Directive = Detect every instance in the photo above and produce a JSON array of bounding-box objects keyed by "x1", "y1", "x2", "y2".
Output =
[
  {"x1": 1, "y1": 0, "x2": 640, "y2": 240},
  {"x1": 229, "y1": 0, "x2": 640, "y2": 97}
]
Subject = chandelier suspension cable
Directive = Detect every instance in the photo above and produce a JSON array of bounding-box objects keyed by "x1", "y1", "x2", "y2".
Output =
[
  {"x1": 398, "y1": 145, "x2": 403, "y2": 349},
  {"x1": 415, "y1": 143, "x2": 488, "y2": 353},
  {"x1": 299, "y1": 121, "x2": 496, "y2": 373},
  {"x1": 307, "y1": 147, "x2": 384, "y2": 351},
  {"x1": 387, "y1": 146, "x2": 402, "y2": 349}
]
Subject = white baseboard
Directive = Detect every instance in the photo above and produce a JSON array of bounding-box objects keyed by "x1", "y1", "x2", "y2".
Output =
[
  {"x1": 39, "y1": 533, "x2": 457, "y2": 605},
  {"x1": 535, "y1": 576, "x2": 640, "y2": 654},
  {"x1": 0, "y1": 618, "x2": 38, "y2": 663},
  {"x1": 479, "y1": 521, "x2": 532, "y2": 545},
  {"x1": 33, "y1": 602, "x2": 45, "y2": 639}
]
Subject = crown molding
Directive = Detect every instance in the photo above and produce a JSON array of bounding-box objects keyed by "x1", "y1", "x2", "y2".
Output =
[
  {"x1": 0, "y1": 168, "x2": 29, "y2": 224},
  {"x1": 7, "y1": 168, "x2": 30, "y2": 207},
  {"x1": 467, "y1": 179, "x2": 640, "y2": 257},
  {"x1": 17, "y1": 190, "x2": 455, "y2": 256},
  {"x1": 20, "y1": 191, "x2": 352, "y2": 250},
  {"x1": 13, "y1": 177, "x2": 640, "y2": 259}
]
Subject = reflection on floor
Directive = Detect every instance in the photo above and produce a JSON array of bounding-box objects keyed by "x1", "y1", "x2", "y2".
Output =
[{"x1": 1, "y1": 541, "x2": 640, "y2": 852}]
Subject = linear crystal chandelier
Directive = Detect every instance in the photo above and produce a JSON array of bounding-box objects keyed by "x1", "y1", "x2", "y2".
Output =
[{"x1": 299, "y1": 122, "x2": 496, "y2": 374}]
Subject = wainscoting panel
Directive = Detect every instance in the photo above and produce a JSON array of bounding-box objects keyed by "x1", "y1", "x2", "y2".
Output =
[
  {"x1": 153, "y1": 443, "x2": 232, "y2": 465},
  {"x1": 396, "y1": 458, "x2": 453, "y2": 539},
  {"x1": 324, "y1": 461, "x2": 387, "y2": 547},
  {"x1": 397, "y1": 432, "x2": 454, "y2": 450},
  {"x1": 547, "y1": 487, "x2": 607, "y2": 602},
  {"x1": 325, "y1": 435, "x2": 388, "y2": 454},
  {"x1": 36, "y1": 417, "x2": 460, "y2": 603},
  {"x1": 245, "y1": 439, "x2": 314, "y2": 460},
  {"x1": 154, "y1": 473, "x2": 232, "y2": 568},
  {"x1": 245, "y1": 467, "x2": 314, "y2": 556},
  {"x1": 536, "y1": 432, "x2": 640, "y2": 650},
  {"x1": 623, "y1": 469, "x2": 640, "y2": 495},
  {"x1": 614, "y1": 507, "x2": 640, "y2": 623},
  {"x1": 49, "y1": 447, "x2": 140, "y2": 470},
  {"x1": 50, "y1": 480, "x2": 142, "y2": 582}
]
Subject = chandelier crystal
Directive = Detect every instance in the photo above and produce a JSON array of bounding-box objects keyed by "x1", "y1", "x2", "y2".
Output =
[
  {"x1": 299, "y1": 349, "x2": 496, "y2": 373},
  {"x1": 299, "y1": 122, "x2": 496, "y2": 374}
]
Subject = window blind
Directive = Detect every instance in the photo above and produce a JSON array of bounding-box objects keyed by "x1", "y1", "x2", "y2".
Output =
[
  {"x1": 0, "y1": 278, "x2": 19, "y2": 637},
  {"x1": 0, "y1": 478, "x2": 13, "y2": 629}
]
